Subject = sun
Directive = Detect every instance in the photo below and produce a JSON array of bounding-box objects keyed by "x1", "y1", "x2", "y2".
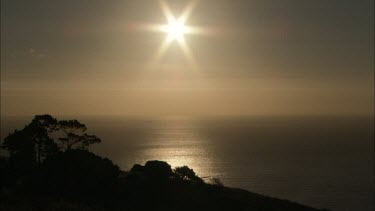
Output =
[
  {"x1": 140, "y1": 0, "x2": 205, "y2": 65},
  {"x1": 136, "y1": 0, "x2": 209, "y2": 65},
  {"x1": 164, "y1": 17, "x2": 187, "y2": 41}
]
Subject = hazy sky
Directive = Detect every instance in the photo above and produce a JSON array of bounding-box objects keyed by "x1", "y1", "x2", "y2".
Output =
[{"x1": 1, "y1": 0, "x2": 374, "y2": 116}]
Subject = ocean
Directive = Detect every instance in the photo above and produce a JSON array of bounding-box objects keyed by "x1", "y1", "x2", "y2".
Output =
[{"x1": 1, "y1": 115, "x2": 374, "y2": 211}]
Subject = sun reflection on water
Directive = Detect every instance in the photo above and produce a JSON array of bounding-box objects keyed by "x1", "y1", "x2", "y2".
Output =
[{"x1": 132, "y1": 117, "x2": 215, "y2": 179}]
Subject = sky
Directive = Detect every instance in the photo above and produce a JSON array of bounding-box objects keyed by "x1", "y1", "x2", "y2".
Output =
[{"x1": 1, "y1": 0, "x2": 374, "y2": 116}]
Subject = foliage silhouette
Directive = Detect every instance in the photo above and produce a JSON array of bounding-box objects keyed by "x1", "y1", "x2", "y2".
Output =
[
  {"x1": 174, "y1": 165, "x2": 203, "y2": 183},
  {"x1": 3, "y1": 115, "x2": 59, "y2": 169},
  {"x1": 0, "y1": 114, "x2": 328, "y2": 211},
  {"x1": 210, "y1": 177, "x2": 224, "y2": 187},
  {"x1": 2, "y1": 115, "x2": 101, "y2": 167},
  {"x1": 144, "y1": 160, "x2": 173, "y2": 180},
  {"x1": 58, "y1": 119, "x2": 101, "y2": 150}
]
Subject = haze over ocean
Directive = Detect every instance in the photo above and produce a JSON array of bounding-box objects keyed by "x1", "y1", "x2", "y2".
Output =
[
  {"x1": 1, "y1": 1, "x2": 374, "y2": 210},
  {"x1": 2, "y1": 115, "x2": 373, "y2": 211}
]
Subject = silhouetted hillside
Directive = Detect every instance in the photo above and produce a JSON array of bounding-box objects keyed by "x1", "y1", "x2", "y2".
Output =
[
  {"x1": 0, "y1": 115, "x2": 329, "y2": 211},
  {"x1": 0, "y1": 154, "x2": 328, "y2": 211}
]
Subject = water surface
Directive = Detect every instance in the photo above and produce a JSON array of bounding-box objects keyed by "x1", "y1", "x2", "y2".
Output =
[{"x1": 1, "y1": 115, "x2": 373, "y2": 211}]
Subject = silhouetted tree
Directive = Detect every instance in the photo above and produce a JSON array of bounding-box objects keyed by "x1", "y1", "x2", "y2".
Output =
[
  {"x1": 130, "y1": 164, "x2": 145, "y2": 172},
  {"x1": 3, "y1": 129, "x2": 35, "y2": 167},
  {"x1": 173, "y1": 166, "x2": 203, "y2": 183},
  {"x1": 2, "y1": 115, "x2": 59, "y2": 166},
  {"x1": 28, "y1": 115, "x2": 59, "y2": 164},
  {"x1": 58, "y1": 120, "x2": 101, "y2": 150},
  {"x1": 144, "y1": 160, "x2": 173, "y2": 180},
  {"x1": 210, "y1": 177, "x2": 224, "y2": 187}
]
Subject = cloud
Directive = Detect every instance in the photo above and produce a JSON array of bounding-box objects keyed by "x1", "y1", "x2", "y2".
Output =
[{"x1": 27, "y1": 48, "x2": 47, "y2": 59}]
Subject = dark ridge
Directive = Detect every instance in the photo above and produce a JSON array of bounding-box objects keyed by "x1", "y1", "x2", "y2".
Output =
[{"x1": 0, "y1": 115, "x2": 329, "y2": 211}]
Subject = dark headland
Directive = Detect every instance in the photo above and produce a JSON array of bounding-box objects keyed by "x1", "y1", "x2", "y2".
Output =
[{"x1": 0, "y1": 115, "x2": 329, "y2": 211}]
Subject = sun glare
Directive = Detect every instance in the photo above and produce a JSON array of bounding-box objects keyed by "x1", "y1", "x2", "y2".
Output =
[
  {"x1": 141, "y1": 0, "x2": 203, "y2": 65},
  {"x1": 164, "y1": 18, "x2": 187, "y2": 41}
]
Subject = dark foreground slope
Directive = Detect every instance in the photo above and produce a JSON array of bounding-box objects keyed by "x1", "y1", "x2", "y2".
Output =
[{"x1": 0, "y1": 150, "x2": 327, "y2": 211}]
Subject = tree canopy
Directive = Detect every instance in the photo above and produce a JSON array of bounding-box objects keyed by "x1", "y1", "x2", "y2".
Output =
[
  {"x1": 2, "y1": 114, "x2": 101, "y2": 167},
  {"x1": 58, "y1": 120, "x2": 101, "y2": 150}
]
